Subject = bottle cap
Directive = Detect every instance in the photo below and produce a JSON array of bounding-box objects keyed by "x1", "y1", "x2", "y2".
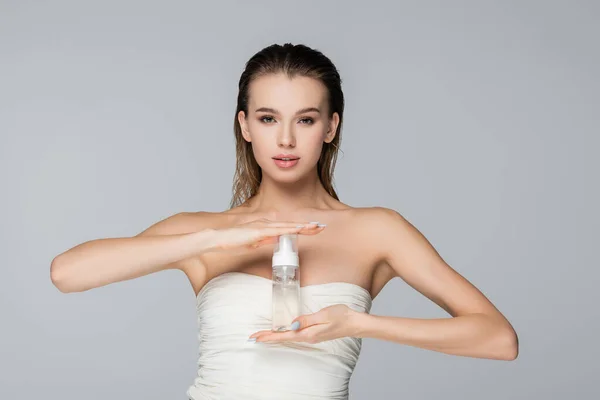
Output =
[{"x1": 272, "y1": 234, "x2": 299, "y2": 267}]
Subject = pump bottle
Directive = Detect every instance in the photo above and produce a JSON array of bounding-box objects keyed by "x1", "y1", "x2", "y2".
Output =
[{"x1": 271, "y1": 234, "x2": 301, "y2": 331}]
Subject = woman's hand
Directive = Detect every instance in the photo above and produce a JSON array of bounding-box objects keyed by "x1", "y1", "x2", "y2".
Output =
[
  {"x1": 249, "y1": 304, "x2": 362, "y2": 344},
  {"x1": 207, "y1": 218, "x2": 325, "y2": 253}
]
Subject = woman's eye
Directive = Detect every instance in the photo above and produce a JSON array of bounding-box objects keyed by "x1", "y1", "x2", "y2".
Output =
[
  {"x1": 260, "y1": 116, "x2": 275, "y2": 123},
  {"x1": 259, "y1": 116, "x2": 313, "y2": 124}
]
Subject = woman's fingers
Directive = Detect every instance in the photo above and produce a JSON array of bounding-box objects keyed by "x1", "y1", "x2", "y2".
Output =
[
  {"x1": 299, "y1": 224, "x2": 326, "y2": 235},
  {"x1": 264, "y1": 221, "x2": 318, "y2": 228},
  {"x1": 258, "y1": 224, "x2": 323, "y2": 237},
  {"x1": 250, "y1": 224, "x2": 326, "y2": 248}
]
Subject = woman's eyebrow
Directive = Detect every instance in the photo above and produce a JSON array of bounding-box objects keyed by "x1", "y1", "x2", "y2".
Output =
[{"x1": 255, "y1": 107, "x2": 321, "y2": 115}]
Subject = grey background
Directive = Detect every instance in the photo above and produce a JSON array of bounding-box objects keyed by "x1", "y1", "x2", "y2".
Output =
[{"x1": 1, "y1": 1, "x2": 598, "y2": 399}]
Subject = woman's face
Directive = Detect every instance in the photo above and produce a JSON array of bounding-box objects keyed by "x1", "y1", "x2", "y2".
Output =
[{"x1": 238, "y1": 73, "x2": 339, "y2": 183}]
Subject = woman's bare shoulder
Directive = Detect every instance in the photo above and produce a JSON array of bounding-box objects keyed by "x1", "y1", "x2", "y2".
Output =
[
  {"x1": 343, "y1": 205, "x2": 401, "y2": 220},
  {"x1": 341, "y1": 206, "x2": 411, "y2": 240}
]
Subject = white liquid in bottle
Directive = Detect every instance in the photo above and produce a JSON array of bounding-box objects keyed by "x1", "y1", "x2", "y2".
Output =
[{"x1": 271, "y1": 234, "x2": 301, "y2": 332}]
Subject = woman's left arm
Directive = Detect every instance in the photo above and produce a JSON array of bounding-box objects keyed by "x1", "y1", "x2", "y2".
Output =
[
  {"x1": 355, "y1": 207, "x2": 518, "y2": 360},
  {"x1": 250, "y1": 207, "x2": 518, "y2": 360}
]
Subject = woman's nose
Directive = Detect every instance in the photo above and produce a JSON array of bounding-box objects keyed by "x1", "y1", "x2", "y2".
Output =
[{"x1": 277, "y1": 126, "x2": 296, "y2": 147}]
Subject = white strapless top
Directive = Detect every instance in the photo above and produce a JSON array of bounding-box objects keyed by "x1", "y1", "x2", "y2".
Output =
[{"x1": 186, "y1": 272, "x2": 373, "y2": 400}]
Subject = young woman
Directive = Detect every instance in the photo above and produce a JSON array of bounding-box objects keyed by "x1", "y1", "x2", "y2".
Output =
[{"x1": 51, "y1": 43, "x2": 518, "y2": 399}]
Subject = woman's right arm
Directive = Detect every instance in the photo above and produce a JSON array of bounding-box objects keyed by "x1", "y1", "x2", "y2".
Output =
[{"x1": 50, "y1": 212, "x2": 216, "y2": 293}]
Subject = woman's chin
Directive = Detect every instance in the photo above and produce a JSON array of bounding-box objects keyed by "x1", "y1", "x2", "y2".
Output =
[{"x1": 263, "y1": 169, "x2": 306, "y2": 184}]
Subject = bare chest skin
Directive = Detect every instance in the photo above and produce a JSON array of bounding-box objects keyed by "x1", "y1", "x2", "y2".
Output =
[{"x1": 185, "y1": 208, "x2": 396, "y2": 301}]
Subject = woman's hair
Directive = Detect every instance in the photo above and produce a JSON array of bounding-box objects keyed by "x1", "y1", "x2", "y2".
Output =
[{"x1": 229, "y1": 43, "x2": 345, "y2": 209}]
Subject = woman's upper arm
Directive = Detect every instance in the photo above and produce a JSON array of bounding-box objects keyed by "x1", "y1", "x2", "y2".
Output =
[{"x1": 371, "y1": 207, "x2": 509, "y2": 321}]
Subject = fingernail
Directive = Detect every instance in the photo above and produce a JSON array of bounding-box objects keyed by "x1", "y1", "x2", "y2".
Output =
[
  {"x1": 247, "y1": 338, "x2": 257, "y2": 343},
  {"x1": 309, "y1": 221, "x2": 319, "y2": 225},
  {"x1": 317, "y1": 224, "x2": 327, "y2": 228},
  {"x1": 296, "y1": 224, "x2": 304, "y2": 228},
  {"x1": 290, "y1": 321, "x2": 300, "y2": 331}
]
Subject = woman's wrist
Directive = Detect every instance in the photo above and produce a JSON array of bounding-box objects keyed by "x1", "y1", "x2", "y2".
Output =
[{"x1": 351, "y1": 310, "x2": 375, "y2": 339}]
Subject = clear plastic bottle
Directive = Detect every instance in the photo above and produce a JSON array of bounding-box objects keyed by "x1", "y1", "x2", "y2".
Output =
[{"x1": 271, "y1": 234, "x2": 301, "y2": 332}]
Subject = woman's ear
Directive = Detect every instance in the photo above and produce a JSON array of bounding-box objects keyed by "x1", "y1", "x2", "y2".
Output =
[
  {"x1": 238, "y1": 110, "x2": 251, "y2": 142},
  {"x1": 324, "y1": 112, "x2": 340, "y2": 143}
]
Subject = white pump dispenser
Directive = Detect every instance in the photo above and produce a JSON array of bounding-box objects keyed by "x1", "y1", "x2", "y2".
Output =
[{"x1": 272, "y1": 234, "x2": 299, "y2": 268}]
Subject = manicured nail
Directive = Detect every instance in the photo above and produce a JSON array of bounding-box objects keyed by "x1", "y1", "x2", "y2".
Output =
[
  {"x1": 309, "y1": 221, "x2": 319, "y2": 225},
  {"x1": 247, "y1": 338, "x2": 257, "y2": 343},
  {"x1": 317, "y1": 224, "x2": 327, "y2": 228},
  {"x1": 290, "y1": 321, "x2": 300, "y2": 331}
]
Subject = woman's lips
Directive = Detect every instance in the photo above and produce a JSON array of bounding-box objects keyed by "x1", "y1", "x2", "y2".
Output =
[{"x1": 272, "y1": 156, "x2": 299, "y2": 168}]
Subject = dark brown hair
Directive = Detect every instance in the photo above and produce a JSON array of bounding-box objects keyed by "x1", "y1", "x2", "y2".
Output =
[{"x1": 229, "y1": 43, "x2": 345, "y2": 209}]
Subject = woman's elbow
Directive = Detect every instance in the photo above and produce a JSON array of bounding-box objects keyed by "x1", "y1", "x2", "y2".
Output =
[
  {"x1": 50, "y1": 254, "x2": 75, "y2": 293},
  {"x1": 493, "y1": 325, "x2": 519, "y2": 361}
]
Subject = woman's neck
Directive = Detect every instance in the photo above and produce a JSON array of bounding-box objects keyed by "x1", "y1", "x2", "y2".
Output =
[{"x1": 246, "y1": 175, "x2": 336, "y2": 214}]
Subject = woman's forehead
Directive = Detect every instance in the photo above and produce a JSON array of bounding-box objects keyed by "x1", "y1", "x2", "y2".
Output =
[{"x1": 248, "y1": 74, "x2": 327, "y2": 112}]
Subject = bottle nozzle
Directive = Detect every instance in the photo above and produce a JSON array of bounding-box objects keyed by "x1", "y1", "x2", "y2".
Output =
[
  {"x1": 279, "y1": 235, "x2": 292, "y2": 252},
  {"x1": 275, "y1": 234, "x2": 297, "y2": 254},
  {"x1": 272, "y1": 233, "x2": 299, "y2": 267}
]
